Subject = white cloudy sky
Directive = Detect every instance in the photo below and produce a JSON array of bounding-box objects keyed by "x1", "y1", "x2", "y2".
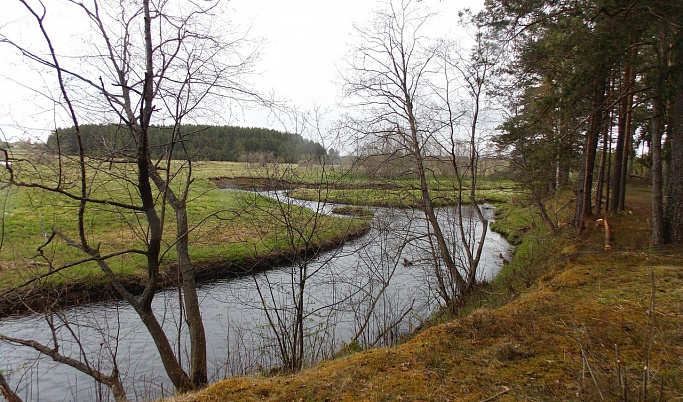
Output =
[{"x1": 0, "y1": 0, "x2": 483, "y2": 143}]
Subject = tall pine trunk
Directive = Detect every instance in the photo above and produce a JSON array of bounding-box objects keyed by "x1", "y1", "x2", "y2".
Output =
[
  {"x1": 609, "y1": 61, "x2": 631, "y2": 212},
  {"x1": 665, "y1": 32, "x2": 683, "y2": 244},
  {"x1": 574, "y1": 73, "x2": 607, "y2": 231},
  {"x1": 595, "y1": 108, "x2": 611, "y2": 214},
  {"x1": 651, "y1": 27, "x2": 667, "y2": 246},
  {"x1": 618, "y1": 51, "x2": 636, "y2": 212}
]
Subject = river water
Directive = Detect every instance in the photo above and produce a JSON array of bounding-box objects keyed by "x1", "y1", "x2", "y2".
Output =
[{"x1": 0, "y1": 191, "x2": 512, "y2": 401}]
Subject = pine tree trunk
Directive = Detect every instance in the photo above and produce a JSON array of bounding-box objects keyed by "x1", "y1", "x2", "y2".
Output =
[
  {"x1": 651, "y1": 30, "x2": 667, "y2": 246},
  {"x1": 595, "y1": 113, "x2": 610, "y2": 214},
  {"x1": 610, "y1": 110, "x2": 625, "y2": 211},
  {"x1": 618, "y1": 54, "x2": 636, "y2": 212},
  {"x1": 574, "y1": 75, "x2": 607, "y2": 230},
  {"x1": 665, "y1": 34, "x2": 683, "y2": 244}
]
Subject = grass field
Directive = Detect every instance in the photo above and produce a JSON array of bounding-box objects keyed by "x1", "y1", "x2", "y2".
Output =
[{"x1": 0, "y1": 160, "x2": 369, "y2": 299}]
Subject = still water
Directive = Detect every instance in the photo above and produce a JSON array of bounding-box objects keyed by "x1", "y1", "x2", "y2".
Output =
[{"x1": 0, "y1": 191, "x2": 511, "y2": 401}]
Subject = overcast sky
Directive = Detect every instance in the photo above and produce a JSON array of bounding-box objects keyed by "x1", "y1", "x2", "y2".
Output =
[{"x1": 0, "y1": 0, "x2": 483, "y2": 143}]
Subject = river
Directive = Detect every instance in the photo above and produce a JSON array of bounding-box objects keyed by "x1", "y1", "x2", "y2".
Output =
[{"x1": 0, "y1": 191, "x2": 512, "y2": 401}]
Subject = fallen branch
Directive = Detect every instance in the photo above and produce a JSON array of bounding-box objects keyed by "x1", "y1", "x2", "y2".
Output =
[{"x1": 480, "y1": 385, "x2": 510, "y2": 401}]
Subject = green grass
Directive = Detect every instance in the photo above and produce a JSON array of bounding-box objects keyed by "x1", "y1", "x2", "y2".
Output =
[
  {"x1": 289, "y1": 186, "x2": 514, "y2": 208},
  {"x1": 0, "y1": 160, "x2": 368, "y2": 294}
]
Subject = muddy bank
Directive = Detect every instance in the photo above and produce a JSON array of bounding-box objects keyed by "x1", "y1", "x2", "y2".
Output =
[{"x1": 0, "y1": 225, "x2": 369, "y2": 318}]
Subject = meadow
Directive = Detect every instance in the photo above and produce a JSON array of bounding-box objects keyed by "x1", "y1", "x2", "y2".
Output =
[{"x1": 0, "y1": 159, "x2": 370, "y2": 307}]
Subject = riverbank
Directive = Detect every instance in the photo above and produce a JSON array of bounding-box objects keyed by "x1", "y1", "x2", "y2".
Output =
[
  {"x1": 175, "y1": 186, "x2": 683, "y2": 401},
  {"x1": 0, "y1": 187, "x2": 370, "y2": 317},
  {"x1": 210, "y1": 176, "x2": 515, "y2": 208}
]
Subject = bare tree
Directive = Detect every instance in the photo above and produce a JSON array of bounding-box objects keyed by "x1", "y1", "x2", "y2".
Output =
[
  {"x1": 0, "y1": 0, "x2": 257, "y2": 397},
  {"x1": 229, "y1": 111, "x2": 357, "y2": 373},
  {"x1": 431, "y1": 23, "x2": 497, "y2": 298},
  {"x1": 342, "y1": 0, "x2": 494, "y2": 309}
]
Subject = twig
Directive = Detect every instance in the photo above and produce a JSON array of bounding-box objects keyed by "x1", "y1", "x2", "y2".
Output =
[
  {"x1": 480, "y1": 386, "x2": 510, "y2": 401},
  {"x1": 581, "y1": 346, "x2": 605, "y2": 400}
]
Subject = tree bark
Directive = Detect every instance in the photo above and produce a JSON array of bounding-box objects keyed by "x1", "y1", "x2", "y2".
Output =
[
  {"x1": 665, "y1": 33, "x2": 683, "y2": 244},
  {"x1": 574, "y1": 74, "x2": 607, "y2": 231},
  {"x1": 0, "y1": 371, "x2": 22, "y2": 402},
  {"x1": 595, "y1": 101, "x2": 611, "y2": 214},
  {"x1": 618, "y1": 53, "x2": 636, "y2": 212},
  {"x1": 651, "y1": 29, "x2": 667, "y2": 246},
  {"x1": 410, "y1": 119, "x2": 466, "y2": 298},
  {"x1": 610, "y1": 70, "x2": 627, "y2": 212},
  {"x1": 176, "y1": 203, "x2": 208, "y2": 385},
  {"x1": 131, "y1": 0, "x2": 195, "y2": 391}
]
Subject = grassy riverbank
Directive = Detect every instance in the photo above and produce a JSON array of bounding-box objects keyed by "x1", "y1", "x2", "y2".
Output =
[
  {"x1": 0, "y1": 161, "x2": 370, "y2": 315},
  {"x1": 211, "y1": 170, "x2": 516, "y2": 208},
  {"x1": 175, "y1": 185, "x2": 683, "y2": 401},
  {"x1": 288, "y1": 181, "x2": 515, "y2": 208}
]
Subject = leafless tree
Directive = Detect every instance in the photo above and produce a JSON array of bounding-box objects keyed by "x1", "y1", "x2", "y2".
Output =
[
  {"x1": 0, "y1": 0, "x2": 258, "y2": 397},
  {"x1": 227, "y1": 111, "x2": 353, "y2": 373},
  {"x1": 342, "y1": 0, "x2": 496, "y2": 309},
  {"x1": 433, "y1": 20, "x2": 500, "y2": 300}
]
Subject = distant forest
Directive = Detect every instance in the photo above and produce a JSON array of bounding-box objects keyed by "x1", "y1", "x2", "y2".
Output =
[{"x1": 46, "y1": 124, "x2": 327, "y2": 163}]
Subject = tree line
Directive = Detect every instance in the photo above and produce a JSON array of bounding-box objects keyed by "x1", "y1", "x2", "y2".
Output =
[
  {"x1": 46, "y1": 124, "x2": 327, "y2": 163},
  {"x1": 485, "y1": 0, "x2": 683, "y2": 245}
]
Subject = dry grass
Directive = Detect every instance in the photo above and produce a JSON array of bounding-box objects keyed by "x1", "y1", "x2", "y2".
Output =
[{"x1": 172, "y1": 187, "x2": 683, "y2": 401}]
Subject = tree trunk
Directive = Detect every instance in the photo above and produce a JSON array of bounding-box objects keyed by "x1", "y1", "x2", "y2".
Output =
[
  {"x1": 595, "y1": 105, "x2": 611, "y2": 214},
  {"x1": 610, "y1": 77, "x2": 627, "y2": 212},
  {"x1": 574, "y1": 74, "x2": 607, "y2": 231},
  {"x1": 665, "y1": 34, "x2": 683, "y2": 244},
  {"x1": 610, "y1": 61, "x2": 633, "y2": 213},
  {"x1": 146, "y1": 164, "x2": 207, "y2": 387},
  {"x1": 176, "y1": 203, "x2": 208, "y2": 386},
  {"x1": 617, "y1": 112, "x2": 631, "y2": 212},
  {"x1": 132, "y1": 1, "x2": 196, "y2": 391},
  {"x1": 105, "y1": 372, "x2": 128, "y2": 402},
  {"x1": 652, "y1": 94, "x2": 665, "y2": 245},
  {"x1": 415, "y1": 139, "x2": 466, "y2": 297},
  {"x1": 618, "y1": 55, "x2": 636, "y2": 212},
  {"x1": 136, "y1": 306, "x2": 193, "y2": 390},
  {"x1": 461, "y1": 86, "x2": 488, "y2": 290},
  {"x1": 296, "y1": 271, "x2": 306, "y2": 372},
  {"x1": 407, "y1": 102, "x2": 466, "y2": 303},
  {"x1": 651, "y1": 30, "x2": 667, "y2": 246},
  {"x1": 0, "y1": 372, "x2": 22, "y2": 402}
]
